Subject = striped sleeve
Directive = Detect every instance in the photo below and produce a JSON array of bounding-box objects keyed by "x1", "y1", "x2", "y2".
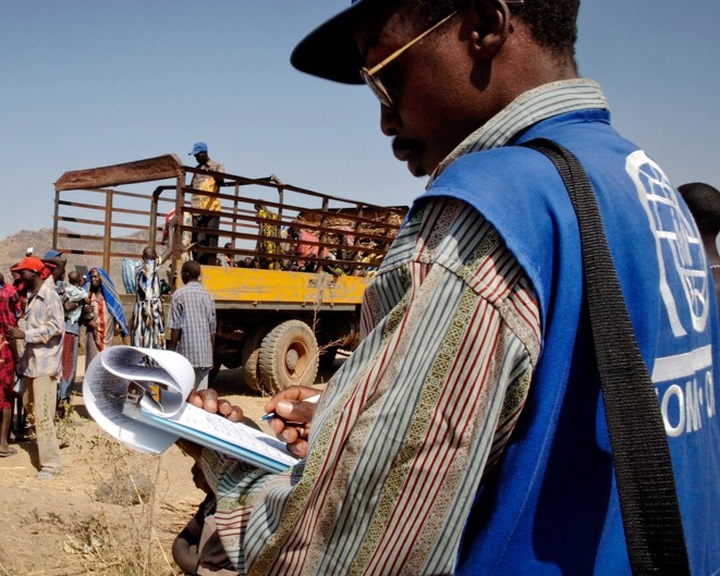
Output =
[{"x1": 208, "y1": 198, "x2": 541, "y2": 575}]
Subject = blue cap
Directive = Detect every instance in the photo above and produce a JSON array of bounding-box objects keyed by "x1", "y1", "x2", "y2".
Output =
[
  {"x1": 43, "y1": 249, "x2": 62, "y2": 258},
  {"x1": 189, "y1": 142, "x2": 208, "y2": 156}
]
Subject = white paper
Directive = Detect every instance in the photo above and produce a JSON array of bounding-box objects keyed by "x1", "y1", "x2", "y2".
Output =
[{"x1": 83, "y1": 346, "x2": 299, "y2": 472}]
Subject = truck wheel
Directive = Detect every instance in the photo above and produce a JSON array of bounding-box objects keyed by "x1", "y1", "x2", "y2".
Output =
[
  {"x1": 258, "y1": 320, "x2": 319, "y2": 393},
  {"x1": 240, "y1": 324, "x2": 269, "y2": 392}
]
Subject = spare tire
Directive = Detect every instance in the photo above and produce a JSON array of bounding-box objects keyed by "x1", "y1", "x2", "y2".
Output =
[{"x1": 258, "y1": 320, "x2": 319, "y2": 393}]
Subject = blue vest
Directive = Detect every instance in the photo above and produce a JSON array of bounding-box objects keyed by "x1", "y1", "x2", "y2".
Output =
[{"x1": 417, "y1": 109, "x2": 720, "y2": 574}]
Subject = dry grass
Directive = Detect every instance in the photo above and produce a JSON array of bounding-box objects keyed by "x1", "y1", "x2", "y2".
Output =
[
  {"x1": 0, "y1": 363, "x2": 327, "y2": 575},
  {"x1": 0, "y1": 422, "x2": 198, "y2": 576}
]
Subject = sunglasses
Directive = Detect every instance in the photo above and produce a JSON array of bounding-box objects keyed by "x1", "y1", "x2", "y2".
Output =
[{"x1": 359, "y1": 0, "x2": 525, "y2": 108}]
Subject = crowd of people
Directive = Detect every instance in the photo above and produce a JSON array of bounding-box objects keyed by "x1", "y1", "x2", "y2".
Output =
[
  {"x1": 0, "y1": 242, "x2": 218, "y2": 476},
  {"x1": 161, "y1": 142, "x2": 389, "y2": 277},
  {"x1": 4, "y1": 21, "x2": 720, "y2": 568}
]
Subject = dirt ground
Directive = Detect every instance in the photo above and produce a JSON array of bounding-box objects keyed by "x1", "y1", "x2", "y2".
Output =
[{"x1": 0, "y1": 357, "x2": 340, "y2": 576}]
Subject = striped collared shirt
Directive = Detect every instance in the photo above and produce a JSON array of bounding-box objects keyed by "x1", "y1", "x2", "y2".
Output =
[
  {"x1": 202, "y1": 80, "x2": 609, "y2": 575},
  {"x1": 434, "y1": 78, "x2": 608, "y2": 178},
  {"x1": 22, "y1": 277, "x2": 64, "y2": 378},
  {"x1": 168, "y1": 280, "x2": 216, "y2": 368}
]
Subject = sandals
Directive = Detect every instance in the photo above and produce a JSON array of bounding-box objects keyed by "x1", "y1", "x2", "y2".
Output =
[{"x1": 0, "y1": 446, "x2": 17, "y2": 457}]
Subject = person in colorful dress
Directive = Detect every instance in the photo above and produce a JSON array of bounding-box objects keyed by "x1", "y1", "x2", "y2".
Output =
[
  {"x1": 0, "y1": 273, "x2": 18, "y2": 457},
  {"x1": 83, "y1": 267, "x2": 128, "y2": 369},
  {"x1": 254, "y1": 204, "x2": 281, "y2": 269},
  {"x1": 130, "y1": 247, "x2": 165, "y2": 349}
]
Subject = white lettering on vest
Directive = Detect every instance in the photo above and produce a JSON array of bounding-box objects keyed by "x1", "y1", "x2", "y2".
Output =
[{"x1": 658, "y1": 368, "x2": 716, "y2": 438}]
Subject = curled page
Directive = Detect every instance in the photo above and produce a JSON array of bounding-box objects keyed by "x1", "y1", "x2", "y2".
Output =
[
  {"x1": 83, "y1": 346, "x2": 299, "y2": 472},
  {"x1": 83, "y1": 347, "x2": 181, "y2": 455},
  {"x1": 99, "y1": 346, "x2": 194, "y2": 418}
]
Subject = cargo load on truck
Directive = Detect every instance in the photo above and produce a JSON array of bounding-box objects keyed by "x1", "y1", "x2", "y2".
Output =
[{"x1": 53, "y1": 154, "x2": 407, "y2": 392}]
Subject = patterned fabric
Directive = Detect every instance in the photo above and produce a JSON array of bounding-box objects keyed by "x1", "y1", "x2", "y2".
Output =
[
  {"x1": 59, "y1": 330, "x2": 78, "y2": 400},
  {"x1": 191, "y1": 160, "x2": 224, "y2": 212},
  {"x1": 178, "y1": 493, "x2": 235, "y2": 573},
  {"x1": 201, "y1": 197, "x2": 540, "y2": 574},
  {"x1": 84, "y1": 268, "x2": 128, "y2": 336},
  {"x1": 21, "y1": 277, "x2": 64, "y2": 379},
  {"x1": 131, "y1": 259, "x2": 166, "y2": 349},
  {"x1": 85, "y1": 293, "x2": 112, "y2": 368},
  {"x1": 255, "y1": 206, "x2": 281, "y2": 269},
  {"x1": 0, "y1": 336, "x2": 15, "y2": 410},
  {"x1": 198, "y1": 79, "x2": 610, "y2": 575},
  {"x1": 0, "y1": 283, "x2": 18, "y2": 331},
  {"x1": 0, "y1": 283, "x2": 18, "y2": 406},
  {"x1": 121, "y1": 258, "x2": 142, "y2": 294},
  {"x1": 168, "y1": 281, "x2": 216, "y2": 368}
]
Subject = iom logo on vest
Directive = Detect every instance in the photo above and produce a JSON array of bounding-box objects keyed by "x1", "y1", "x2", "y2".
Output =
[{"x1": 627, "y1": 149, "x2": 716, "y2": 438}]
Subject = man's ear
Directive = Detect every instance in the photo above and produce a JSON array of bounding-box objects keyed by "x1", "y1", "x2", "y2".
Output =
[{"x1": 466, "y1": 0, "x2": 512, "y2": 60}]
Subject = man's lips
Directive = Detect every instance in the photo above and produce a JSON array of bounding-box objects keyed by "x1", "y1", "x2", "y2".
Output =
[{"x1": 392, "y1": 139, "x2": 420, "y2": 162}]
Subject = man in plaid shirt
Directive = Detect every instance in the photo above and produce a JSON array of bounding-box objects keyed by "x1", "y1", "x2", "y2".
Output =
[{"x1": 167, "y1": 260, "x2": 216, "y2": 391}]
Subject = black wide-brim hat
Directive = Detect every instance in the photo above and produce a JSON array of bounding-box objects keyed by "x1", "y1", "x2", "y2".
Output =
[{"x1": 290, "y1": 0, "x2": 375, "y2": 85}]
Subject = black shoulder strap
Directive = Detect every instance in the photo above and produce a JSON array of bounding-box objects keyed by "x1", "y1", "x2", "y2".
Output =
[{"x1": 522, "y1": 138, "x2": 691, "y2": 575}]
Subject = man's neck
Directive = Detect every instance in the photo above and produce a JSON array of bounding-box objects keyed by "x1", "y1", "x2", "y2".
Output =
[{"x1": 31, "y1": 276, "x2": 43, "y2": 293}]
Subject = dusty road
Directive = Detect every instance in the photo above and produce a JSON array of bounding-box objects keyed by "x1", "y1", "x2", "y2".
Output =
[{"x1": 0, "y1": 357, "x2": 341, "y2": 576}]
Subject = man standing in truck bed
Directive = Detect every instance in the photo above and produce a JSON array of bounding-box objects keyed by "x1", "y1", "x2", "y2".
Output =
[{"x1": 188, "y1": 142, "x2": 224, "y2": 265}]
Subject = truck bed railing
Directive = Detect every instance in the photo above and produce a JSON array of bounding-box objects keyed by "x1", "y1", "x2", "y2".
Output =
[{"x1": 53, "y1": 154, "x2": 407, "y2": 291}]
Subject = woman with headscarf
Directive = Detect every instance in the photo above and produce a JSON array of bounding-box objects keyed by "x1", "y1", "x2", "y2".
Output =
[
  {"x1": 130, "y1": 247, "x2": 165, "y2": 349},
  {"x1": 82, "y1": 267, "x2": 128, "y2": 369}
]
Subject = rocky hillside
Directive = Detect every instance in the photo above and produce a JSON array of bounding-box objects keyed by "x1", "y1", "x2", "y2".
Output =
[
  {"x1": 0, "y1": 228, "x2": 140, "y2": 291},
  {"x1": 0, "y1": 228, "x2": 57, "y2": 277}
]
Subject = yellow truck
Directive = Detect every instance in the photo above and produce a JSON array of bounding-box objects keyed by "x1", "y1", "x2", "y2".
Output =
[{"x1": 53, "y1": 155, "x2": 406, "y2": 392}]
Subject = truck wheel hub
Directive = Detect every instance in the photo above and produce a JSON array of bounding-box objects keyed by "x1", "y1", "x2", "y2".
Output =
[{"x1": 286, "y1": 349, "x2": 299, "y2": 370}]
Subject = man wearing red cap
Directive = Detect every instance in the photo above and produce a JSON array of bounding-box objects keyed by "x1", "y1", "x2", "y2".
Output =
[{"x1": 8, "y1": 256, "x2": 65, "y2": 479}]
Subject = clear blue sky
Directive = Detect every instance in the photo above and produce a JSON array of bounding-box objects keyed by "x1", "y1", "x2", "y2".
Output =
[{"x1": 1, "y1": 1, "x2": 718, "y2": 239}]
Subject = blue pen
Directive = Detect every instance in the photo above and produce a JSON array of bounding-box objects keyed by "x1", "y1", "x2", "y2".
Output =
[{"x1": 261, "y1": 393, "x2": 321, "y2": 421}]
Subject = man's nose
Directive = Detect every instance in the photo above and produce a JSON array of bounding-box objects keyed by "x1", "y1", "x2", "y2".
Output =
[{"x1": 380, "y1": 103, "x2": 399, "y2": 137}]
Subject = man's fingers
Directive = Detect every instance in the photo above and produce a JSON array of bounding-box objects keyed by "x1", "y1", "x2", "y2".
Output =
[
  {"x1": 275, "y1": 399, "x2": 316, "y2": 424},
  {"x1": 264, "y1": 385, "x2": 318, "y2": 414},
  {"x1": 187, "y1": 389, "x2": 222, "y2": 416},
  {"x1": 217, "y1": 399, "x2": 244, "y2": 421},
  {"x1": 286, "y1": 439, "x2": 308, "y2": 459},
  {"x1": 187, "y1": 389, "x2": 244, "y2": 421},
  {"x1": 279, "y1": 424, "x2": 309, "y2": 442}
]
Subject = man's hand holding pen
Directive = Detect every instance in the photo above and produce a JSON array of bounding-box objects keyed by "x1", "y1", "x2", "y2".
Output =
[
  {"x1": 181, "y1": 385, "x2": 321, "y2": 460},
  {"x1": 263, "y1": 386, "x2": 321, "y2": 459}
]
